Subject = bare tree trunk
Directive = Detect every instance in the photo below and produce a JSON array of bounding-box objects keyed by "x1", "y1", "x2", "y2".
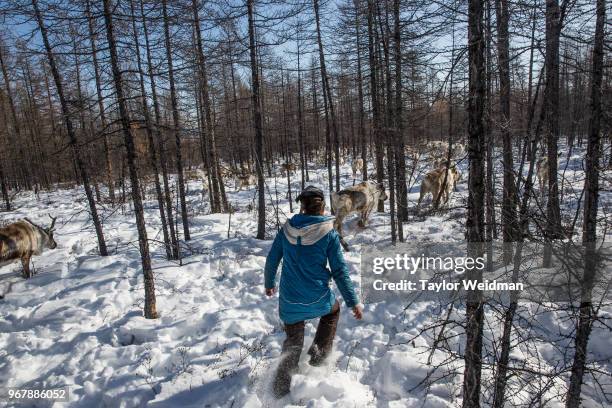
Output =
[
  {"x1": 493, "y1": 110, "x2": 543, "y2": 408},
  {"x1": 140, "y1": 0, "x2": 179, "y2": 260},
  {"x1": 313, "y1": 0, "x2": 341, "y2": 192},
  {"x1": 490, "y1": 2, "x2": 523, "y2": 400},
  {"x1": 368, "y1": 0, "x2": 384, "y2": 211},
  {"x1": 393, "y1": 0, "x2": 407, "y2": 225},
  {"x1": 129, "y1": 0, "x2": 172, "y2": 260},
  {"x1": 322, "y1": 70, "x2": 334, "y2": 195},
  {"x1": 228, "y1": 47, "x2": 248, "y2": 175},
  {"x1": 386, "y1": 141, "x2": 396, "y2": 241},
  {"x1": 0, "y1": 91, "x2": 14, "y2": 195},
  {"x1": 72, "y1": 33, "x2": 94, "y2": 198},
  {"x1": 433, "y1": 22, "x2": 456, "y2": 212},
  {"x1": 491, "y1": 69, "x2": 547, "y2": 401},
  {"x1": 220, "y1": 53, "x2": 235, "y2": 176},
  {"x1": 32, "y1": 0, "x2": 108, "y2": 257},
  {"x1": 378, "y1": 1, "x2": 396, "y2": 240},
  {"x1": 566, "y1": 0, "x2": 605, "y2": 405},
  {"x1": 280, "y1": 68, "x2": 294, "y2": 212},
  {"x1": 0, "y1": 162, "x2": 9, "y2": 210},
  {"x1": 525, "y1": 1, "x2": 537, "y2": 159},
  {"x1": 195, "y1": 85, "x2": 214, "y2": 207},
  {"x1": 40, "y1": 65, "x2": 55, "y2": 133},
  {"x1": 543, "y1": 0, "x2": 563, "y2": 266},
  {"x1": 297, "y1": 32, "x2": 307, "y2": 189},
  {"x1": 485, "y1": 0, "x2": 496, "y2": 244},
  {"x1": 463, "y1": 0, "x2": 486, "y2": 406},
  {"x1": 354, "y1": 0, "x2": 367, "y2": 182},
  {"x1": 102, "y1": 0, "x2": 157, "y2": 319},
  {"x1": 257, "y1": 49, "x2": 273, "y2": 180},
  {"x1": 192, "y1": 0, "x2": 226, "y2": 213},
  {"x1": 161, "y1": 0, "x2": 190, "y2": 241},
  {"x1": 86, "y1": 0, "x2": 115, "y2": 203},
  {"x1": 247, "y1": 0, "x2": 266, "y2": 240},
  {"x1": 495, "y1": 0, "x2": 518, "y2": 264}
]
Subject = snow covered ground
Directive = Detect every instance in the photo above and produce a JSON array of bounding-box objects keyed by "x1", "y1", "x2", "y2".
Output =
[{"x1": 0, "y1": 145, "x2": 610, "y2": 407}]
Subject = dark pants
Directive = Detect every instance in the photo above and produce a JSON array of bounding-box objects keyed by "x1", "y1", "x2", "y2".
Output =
[{"x1": 273, "y1": 301, "x2": 340, "y2": 398}]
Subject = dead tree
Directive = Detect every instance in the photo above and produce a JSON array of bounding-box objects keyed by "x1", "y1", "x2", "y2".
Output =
[{"x1": 102, "y1": 0, "x2": 157, "y2": 319}]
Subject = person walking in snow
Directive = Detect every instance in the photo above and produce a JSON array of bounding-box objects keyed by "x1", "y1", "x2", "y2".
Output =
[{"x1": 264, "y1": 185, "x2": 363, "y2": 398}]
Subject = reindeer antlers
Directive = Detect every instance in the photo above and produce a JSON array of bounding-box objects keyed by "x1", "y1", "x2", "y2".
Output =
[{"x1": 48, "y1": 214, "x2": 57, "y2": 231}]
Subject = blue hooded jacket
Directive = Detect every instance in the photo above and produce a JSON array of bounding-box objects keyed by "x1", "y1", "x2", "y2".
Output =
[{"x1": 264, "y1": 214, "x2": 359, "y2": 324}]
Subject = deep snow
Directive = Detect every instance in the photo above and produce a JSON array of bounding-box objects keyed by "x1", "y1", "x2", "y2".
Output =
[{"x1": 0, "y1": 145, "x2": 610, "y2": 407}]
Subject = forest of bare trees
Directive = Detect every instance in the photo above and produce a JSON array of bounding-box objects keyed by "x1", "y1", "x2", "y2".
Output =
[{"x1": 0, "y1": 0, "x2": 609, "y2": 405}]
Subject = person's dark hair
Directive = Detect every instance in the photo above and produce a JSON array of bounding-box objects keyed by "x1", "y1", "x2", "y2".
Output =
[
  {"x1": 296, "y1": 186, "x2": 325, "y2": 215},
  {"x1": 301, "y1": 196, "x2": 325, "y2": 215}
]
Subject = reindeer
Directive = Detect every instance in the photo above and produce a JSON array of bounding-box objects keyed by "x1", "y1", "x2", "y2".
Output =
[
  {"x1": 417, "y1": 166, "x2": 462, "y2": 209},
  {"x1": 331, "y1": 181, "x2": 388, "y2": 236},
  {"x1": 217, "y1": 166, "x2": 233, "y2": 179},
  {"x1": 280, "y1": 162, "x2": 297, "y2": 176},
  {"x1": 452, "y1": 143, "x2": 466, "y2": 158},
  {"x1": 351, "y1": 158, "x2": 364, "y2": 178},
  {"x1": 235, "y1": 174, "x2": 257, "y2": 192},
  {"x1": 0, "y1": 215, "x2": 57, "y2": 279},
  {"x1": 536, "y1": 156, "x2": 549, "y2": 195}
]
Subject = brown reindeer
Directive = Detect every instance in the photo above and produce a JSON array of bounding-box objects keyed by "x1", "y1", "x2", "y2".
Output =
[
  {"x1": 280, "y1": 162, "x2": 297, "y2": 176},
  {"x1": 0, "y1": 216, "x2": 57, "y2": 279},
  {"x1": 417, "y1": 166, "x2": 462, "y2": 209}
]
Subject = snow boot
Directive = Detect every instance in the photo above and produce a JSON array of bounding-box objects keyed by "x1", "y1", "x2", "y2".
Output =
[
  {"x1": 273, "y1": 321, "x2": 305, "y2": 398},
  {"x1": 308, "y1": 301, "x2": 340, "y2": 366}
]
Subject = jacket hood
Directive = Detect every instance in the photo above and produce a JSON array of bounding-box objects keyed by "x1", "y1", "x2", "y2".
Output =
[{"x1": 283, "y1": 215, "x2": 334, "y2": 245}]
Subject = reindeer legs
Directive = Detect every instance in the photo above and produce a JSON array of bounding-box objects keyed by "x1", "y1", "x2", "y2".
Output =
[{"x1": 21, "y1": 251, "x2": 33, "y2": 279}]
